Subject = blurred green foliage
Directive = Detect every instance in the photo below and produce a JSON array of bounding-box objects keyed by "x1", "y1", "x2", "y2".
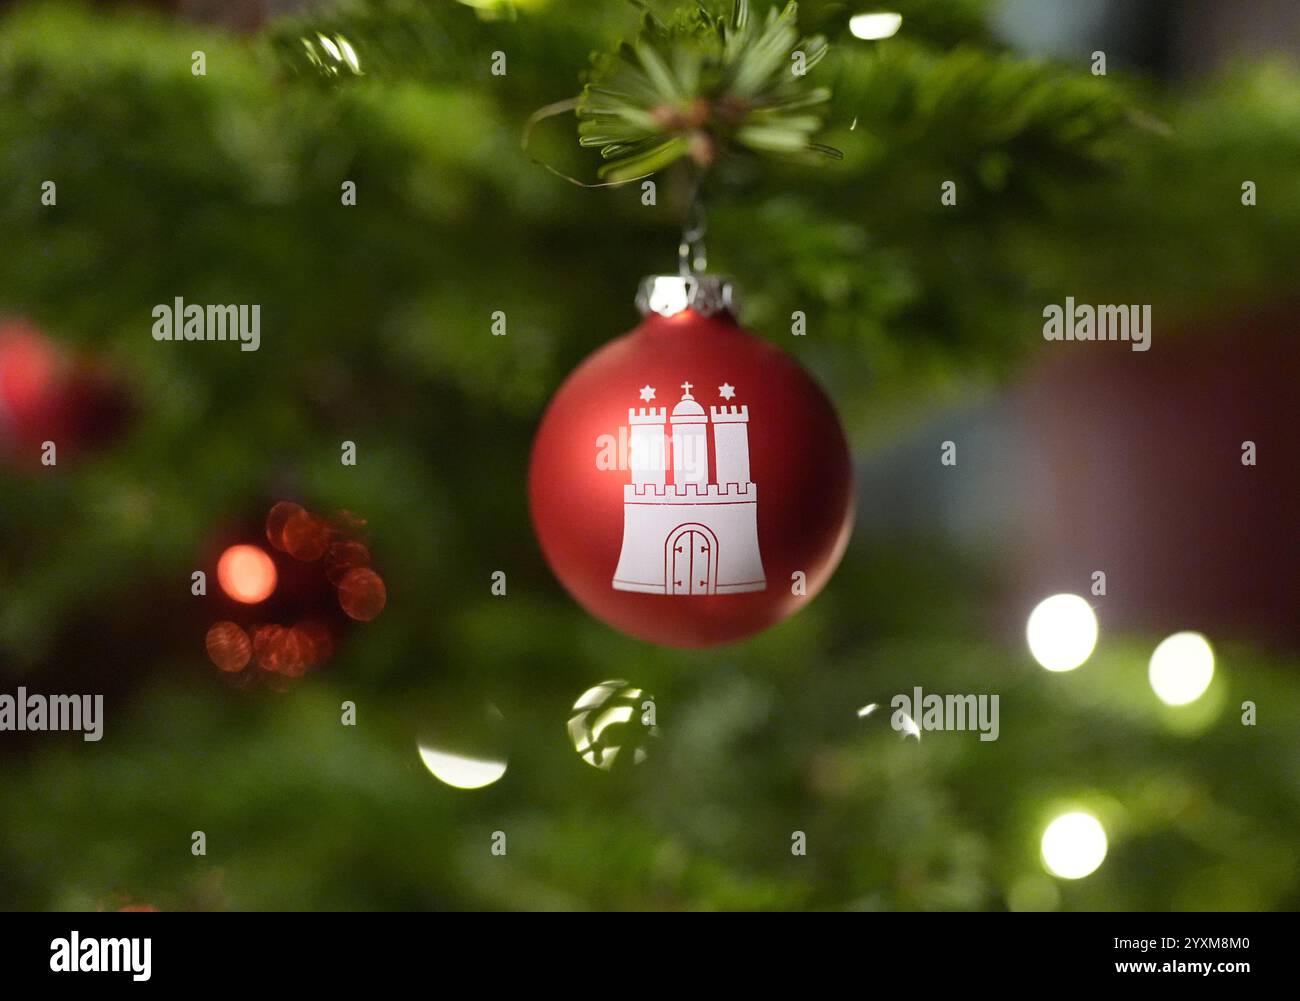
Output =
[{"x1": 0, "y1": 0, "x2": 1297, "y2": 910}]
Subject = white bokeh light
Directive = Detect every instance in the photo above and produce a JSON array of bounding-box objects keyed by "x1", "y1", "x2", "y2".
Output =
[
  {"x1": 1148, "y1": 631, "x2": 1214, "y2": 706},
  {"x1": 417, "y1": 745, "x2": 507, "y2": 790},
  {"x1": 1026, "y1": 593, "x2": 1098, "y2": 672},
  {"x1": 416, "y1": 704, "x2": 508, "y2": 791},
  {"x1": 849, "y1": 12, "x2": 903, "y2": 40},
  {"x1": 1041, "y1": 811, "x2": 1108, "y2": 879}
]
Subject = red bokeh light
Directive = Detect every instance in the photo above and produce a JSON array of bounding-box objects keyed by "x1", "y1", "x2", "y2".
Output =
[
  {"x1": 327, "y1": 509, "x2": 368, "y2": 540},
  {"x1": 251, "y1": 624, "x2": 290, "y2": 672},
  {"x1": 205, "y1": 621, "x2": 252, "y2": 672},
  {"x1": 282, "y1": 509, "x2": 329, "y2": 561},
  {"x1": 265, "y1": 501, "x2": 305, "y2": 552},
  {"x1": 325, "y1": 540, "x2": 372, "y2": 585},
  {"x1": 206, "y1": 502, "x2": 384, "y2": 683},
  {"x1": 338, "y1": 567, "x2": 387, "y2": 621},
  {"x1": 294, "y1": 618, "x2": 335, "y2": 667},
  {"x1": 250, "y1": 620, "x2": 334, "y2": 678},
  {"x1": 216, "y1": 544, "x2": 278, "y2": 604}
]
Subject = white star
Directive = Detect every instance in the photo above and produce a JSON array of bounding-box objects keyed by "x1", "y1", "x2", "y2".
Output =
[
  {"x1": 638, "y1": 385, "x2": 656, "y2": 402},
  {"x1": 718, "y1": 383, "x2": 736, "y2": 400}
]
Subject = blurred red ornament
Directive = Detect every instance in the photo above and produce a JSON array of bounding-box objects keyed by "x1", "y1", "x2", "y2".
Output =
[
  {"x1": 529, "y1": 277, "x2": 853, "y2": 647},
  {"x1": 205, "y1": 621, "x2": 252, "y2": 672},
  {"x1": 0, "y1": 321, "x2": 62, "y2": 436},
  {"x1": 0, "y1": 320, "x2": 131, "y2": 464},
  {"x1": 59, "y1": 362, "x2": 133, "y2": 450},
  {"x1": 338, "y1": 567, "x2": 387, "y2": 621}
]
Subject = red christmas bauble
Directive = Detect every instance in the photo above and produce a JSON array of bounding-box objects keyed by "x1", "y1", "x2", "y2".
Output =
[
  {"x1": 0, "y1": 319, "x2": 132, "y2": 465},
  {"x1": 529, "y1": 277, "x2": 854, "y2": 647}
]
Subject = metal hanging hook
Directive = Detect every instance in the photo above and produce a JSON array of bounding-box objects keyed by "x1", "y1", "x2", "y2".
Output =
[{"x1": 678, "y1": 185, "x2": 707, "y2": 279}]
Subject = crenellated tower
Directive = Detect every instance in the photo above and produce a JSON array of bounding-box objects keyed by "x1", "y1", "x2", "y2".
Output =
[
  {"x1": 709, "y1": 404, "x2": 751, "y2": 488},
  {"x1": 627, "y1": 406, "x2": 667, "y2": 485}
]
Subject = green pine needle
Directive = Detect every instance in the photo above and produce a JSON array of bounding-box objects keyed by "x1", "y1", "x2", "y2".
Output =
[{"x1": 575, "y1": 0, "x2": 839, "y2": 180}]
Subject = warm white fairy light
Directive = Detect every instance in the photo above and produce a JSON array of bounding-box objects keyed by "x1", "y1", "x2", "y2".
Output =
[
  {"x1": 1148, "y1": 631, "x2": 1214, "y2": 706},
  {"x1": 849, "y1": 12, "x2": 903, "y2": 41},
  {"x1": 1041, "y1": 811, "x2": 1108, "y2": 879},
  {"x1": 1026, "y1": 593, "x2": 1098, "y2": 672},
  {"x1": 417, "y1": 744, "x2": 508, "y2": 790}
]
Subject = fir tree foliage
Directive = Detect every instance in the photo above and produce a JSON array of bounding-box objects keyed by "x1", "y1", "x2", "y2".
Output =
[{"x1": 576, "y1": 1, "x2": 839, "y2": 180}]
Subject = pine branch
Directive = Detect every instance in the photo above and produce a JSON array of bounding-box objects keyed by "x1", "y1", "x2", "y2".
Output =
[{"x1": 575, "y1": 0, "x2": 839, "y2": 181}]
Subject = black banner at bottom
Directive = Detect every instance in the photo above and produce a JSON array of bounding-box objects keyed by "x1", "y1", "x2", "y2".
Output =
[{"x1": 0, "y1": 910, "x2": 1276, "y2": 988}]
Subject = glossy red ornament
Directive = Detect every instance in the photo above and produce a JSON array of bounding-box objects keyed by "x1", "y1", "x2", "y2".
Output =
[
  {"x1": 529, "y1": 277, "x2": 853, "y2": 647},
  {"x1": 0, "y1": 319, "x2": 132, "y2": 465}
]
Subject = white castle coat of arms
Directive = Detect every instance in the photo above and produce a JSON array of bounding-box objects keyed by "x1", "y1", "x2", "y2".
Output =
[{"x1": 612, "y1": 381, "x2": 766, "y2": 596}]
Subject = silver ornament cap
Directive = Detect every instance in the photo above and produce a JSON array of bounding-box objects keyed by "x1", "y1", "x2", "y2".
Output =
[{"x1": 636, "y1": 275, "x2": 739, "y2": 320}]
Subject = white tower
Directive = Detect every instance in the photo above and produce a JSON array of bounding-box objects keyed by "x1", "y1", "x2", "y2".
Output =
[
  {"x1": 627, "y1": 406, "x2": 667, "y2": 485},
  {"x1": 710, "y1": 404, "x2": 751, "y2": 487},
  {"x1": 670, "y1": 382, "x2": 709, "y2": 485}
]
